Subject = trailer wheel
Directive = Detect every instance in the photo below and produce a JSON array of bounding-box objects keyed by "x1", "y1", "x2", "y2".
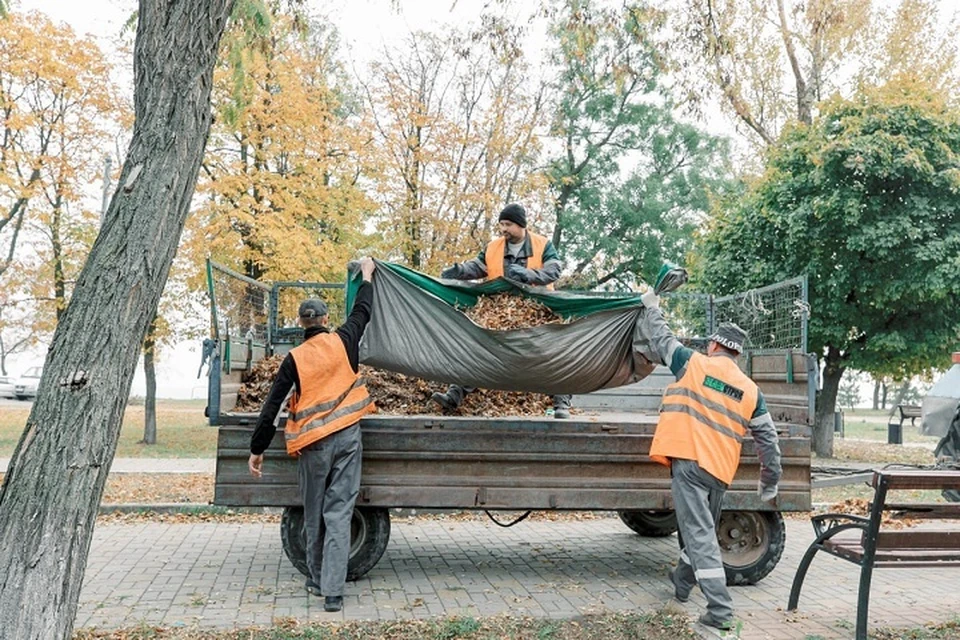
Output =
[
  {"x1": 719, "y1": 510, "x2": 785, "y2": 586},
  {"x1": 617, "y1": 510, "x2": 678, "y2": 537},
  {"x1": 281, "y1": 506, "x2": 391, "y2": 581}
]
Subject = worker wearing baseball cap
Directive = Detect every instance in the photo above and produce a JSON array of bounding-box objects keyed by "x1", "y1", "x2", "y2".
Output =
[
  {"x1": 640, "y1": 289, "x2": 782, "y2": 631},
  {"x1": 248, "y1": 257, "x2": 378, "y2": 613}
]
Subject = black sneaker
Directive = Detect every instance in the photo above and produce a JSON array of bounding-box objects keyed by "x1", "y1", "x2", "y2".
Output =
[
  {"x1": 431, "y1": 392, "x2": 457, "y2": 411},
  {"x1": 698, "y1": 612, "x2": 733, "y2": 631},
  {"x1": 669, "y1": 569, "x2": 690, "y2": 603},
  {"x1": 553, "y1": 407, "x2": 570, "y2": 419},
  {"x1": 305, "y1": 579, "x2": 321, "y2": 597},
  {"x1": 324, "y1": 595, "x2": 343, "y2": 612}
]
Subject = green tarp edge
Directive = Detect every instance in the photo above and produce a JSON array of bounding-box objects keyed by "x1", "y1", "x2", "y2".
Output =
[{"x1": 346, "y1": 260, "x2": 643, "y2": 319}]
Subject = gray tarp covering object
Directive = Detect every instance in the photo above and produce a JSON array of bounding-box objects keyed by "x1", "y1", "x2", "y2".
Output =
[
  {"x1": 934, "y1": 403, "x2": 960, "y2": 501},
  {"x1": 922, "y1": 359, "x2": 960, "y2": 437},
  {"x1": 354, "y1": 261, "x2": 664, "y2": 395}
]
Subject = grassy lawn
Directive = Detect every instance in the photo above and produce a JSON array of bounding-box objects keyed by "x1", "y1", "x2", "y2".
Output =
[
  {"x1": 839, "y1": 409, "x2": 941, "y2": 445},
  {"x1": 0, "y1": 399, "x2": 216, "y2": 458}
]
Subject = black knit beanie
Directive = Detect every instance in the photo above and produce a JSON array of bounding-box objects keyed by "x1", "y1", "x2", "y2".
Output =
[{"x1": 498, "y1": 203, "x2": 527, "y2": 228}]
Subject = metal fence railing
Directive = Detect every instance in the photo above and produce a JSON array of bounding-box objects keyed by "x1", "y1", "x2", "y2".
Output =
[
  {"x1": 206, "y1": 261, "x2": 271, "y2": 347},
  {"x1": 712, "y1": 276, "x2": 809, "y2": 353},
  {"x1": 206, "y1": 260, "x2": 346, "y2": 350}
]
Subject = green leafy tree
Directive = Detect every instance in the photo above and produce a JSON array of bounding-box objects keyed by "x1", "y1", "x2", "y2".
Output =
[
  {"x1": 837, "y1": 370, "x2": 863, "y2": 410},
  {"x1": 695, "y1": 81, "x2": 960, "y2": 456},
  {"x1": 546, "y1": 0, "x2": 732, "y2": 288}
]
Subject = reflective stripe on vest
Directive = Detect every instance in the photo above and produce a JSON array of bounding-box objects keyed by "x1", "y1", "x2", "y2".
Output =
[
  {"x1": 284, "y1": 333, "x2": 376, "y2": 455},
  {"x1": 485, "y1": 232, "x2": 550, "y2": 288},
  {"x1": 649, "y1": 352, "x2": 758, "y2": 485}
]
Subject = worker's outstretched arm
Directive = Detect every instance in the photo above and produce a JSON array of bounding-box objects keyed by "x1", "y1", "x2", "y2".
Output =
[
  {"x1": 638, "y1": 303, "x2": 694, "y2": 381},
  {"x1": 442, "y1": 248, "x2": 488, "y2": 280}
]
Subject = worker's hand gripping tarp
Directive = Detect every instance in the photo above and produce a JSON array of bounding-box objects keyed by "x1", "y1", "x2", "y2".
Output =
[{"x1": 345, "y1": 260, "x2": 686, "y2": 396}]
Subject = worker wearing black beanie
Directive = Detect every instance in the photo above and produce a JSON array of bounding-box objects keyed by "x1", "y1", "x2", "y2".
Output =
[
  {"x1": 498, "y1": 203, "x2": 527, "y2": 228},
  {"x1": 435, "y1": 202, "x2": 571, "y2": 419}
]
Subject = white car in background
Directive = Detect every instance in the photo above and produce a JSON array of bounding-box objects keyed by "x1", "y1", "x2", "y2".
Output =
[
  {"x1": 0, "y1": 374, "x2": 14, "y2": 399},
  {"x1": 14, "y1": 366, "x2": 42, "y2": 400}
]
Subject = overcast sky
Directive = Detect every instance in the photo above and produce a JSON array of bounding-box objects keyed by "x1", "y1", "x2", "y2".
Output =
[
  {"x1": 7, "y1": 0, "x2": 556, "y2": 396},
  {"x1": 7, "y1": 0, "x2": 952, "y2": 400}
]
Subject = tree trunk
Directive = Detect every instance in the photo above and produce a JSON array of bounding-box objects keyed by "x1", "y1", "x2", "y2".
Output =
[
  {"x1": 887, "y1": 381, "x2": 912, "y2": 420},
  {"x1": 881, "y1": 382, "x2": 888, "y2": 410},
  {"x1": 0, "y1": 2, "x2": 233, "y2": 638},
  {"x1": 141, "y1": 315, "x2": 158, "y2": 445},
  {"x1": 813, "y1": 348, "x2": 845, "y2": 457},
  {"x1": 872, "y1": 378, "x2": 881, "y2": 410}
]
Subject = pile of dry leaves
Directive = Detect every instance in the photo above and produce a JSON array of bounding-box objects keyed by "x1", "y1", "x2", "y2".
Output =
[
  {"x1": 462, "y1": 293, "x2": 563, "y2": 330},
  {"x1": 234, "y1": 355, "x2": 285, "y2": 412},
  {"x1": 233, "y1": 294, "x2": 559, "y2": 417}
]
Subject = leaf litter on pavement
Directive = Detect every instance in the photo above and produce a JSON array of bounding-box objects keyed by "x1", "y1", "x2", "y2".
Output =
[{"x1": 73, "y1": 611, "x2": 700, "y2": 640}]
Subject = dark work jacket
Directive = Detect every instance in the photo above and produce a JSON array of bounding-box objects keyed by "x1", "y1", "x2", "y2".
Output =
[{"x1": 249, "y1": 282, "x2": 373, "y2": 455}]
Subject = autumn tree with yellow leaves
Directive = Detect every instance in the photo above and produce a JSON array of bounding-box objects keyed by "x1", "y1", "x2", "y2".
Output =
[
  {"x1": 673, "y1": 0, "x2": 959, "y2": 151},
  {"x1": 0, "y1": 12, "x2": 125, "y2": 369},
  {"x1": 361, "y1": 19, "x2": 550, "y2": 273},
  {"x1": 185, "y1": 8, "x2": 376, "y2": 285}
]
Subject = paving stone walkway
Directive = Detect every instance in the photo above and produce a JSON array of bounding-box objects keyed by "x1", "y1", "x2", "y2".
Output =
[{"x1": 76, "y1": 515, "x2": 960, "y2": 639}]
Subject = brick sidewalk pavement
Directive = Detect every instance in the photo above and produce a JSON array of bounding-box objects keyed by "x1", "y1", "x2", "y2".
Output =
[{"x1": 77, "y1": 516, "x2": 960, "y2": 639}]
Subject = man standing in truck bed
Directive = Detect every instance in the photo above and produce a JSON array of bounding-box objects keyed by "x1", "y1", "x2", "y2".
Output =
[
  {"x1": 431, "y1": 202, "x2": 573, "y2": 418},
  {"x1": 248, "y1": 257, "x2": 377, "y2": 613},
  {"x1": 640, "y1": 289, "x2": 781, "y2": 631}
]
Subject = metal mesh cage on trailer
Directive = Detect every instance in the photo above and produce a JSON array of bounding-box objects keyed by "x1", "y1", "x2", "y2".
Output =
[
  {"x1": 661, "y1": 292, "x2": 711, "y2": 343},
  {"x1": 206, "y1": 260, "x2": 347, "y2": 349},
  {"x1": 271, "y1": 281, "x2": 346, "y2": 342},
  {"x1": 711, "y1": 276, "x2": 809, "y2": 352},
  {"x1": 206, "y1": 261, "x2": 271, "y2": 346}
]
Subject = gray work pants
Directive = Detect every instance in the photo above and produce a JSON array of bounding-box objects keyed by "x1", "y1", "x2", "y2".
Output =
[
  {"x1": 297, "y1": 423, "x2": 362, "y2": 596},
  {"x1": 671, "y1": 458, "x2": 734, "y2": 622},
  {"x1": 444, "y1": 383, "x2": 572, "y2": 411}
]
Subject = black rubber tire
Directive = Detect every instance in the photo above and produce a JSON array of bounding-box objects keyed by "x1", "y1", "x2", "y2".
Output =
[
  {"x1": 719, "y1": 510, "x2": 785, "y2": 586},
  {"x1": 617, "y1": 510, "x2": 679, "y2": 537},
  {"x1": 280, "y1": 506, "x2": 391, "y2": 581}
]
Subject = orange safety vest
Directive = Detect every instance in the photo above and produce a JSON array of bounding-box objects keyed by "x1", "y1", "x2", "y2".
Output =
[
  {"x1": 649, "y1": 352, "x2": 758, "y2": 485},
  {"x1": 485, "y1": 232, "x2": 550, "y2": 288},
  {"x1": 284, "y1": 333, "x2": 376, "y2": 455}
]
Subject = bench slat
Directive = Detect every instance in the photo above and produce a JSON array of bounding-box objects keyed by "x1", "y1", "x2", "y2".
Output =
[
  {"x1": 824, "y1": 540, "x2": 960, "y2": 565},
  {"x1": 885, "y1": 503, "x2": 960, "y2": 520},
  {"x1": 875, "y1": 530, "x2": 960, "y2": 550},
  {"x1": 898, "y1": 405, "x2": 922, "y2": 418},
  {"x1": 873, "y1": 470, "x2": 960, "y2": 491}
]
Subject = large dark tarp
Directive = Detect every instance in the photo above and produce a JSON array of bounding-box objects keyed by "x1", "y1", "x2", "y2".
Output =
[{"x1": 347, "y1": 261, "x2": 662, "y2": 395}]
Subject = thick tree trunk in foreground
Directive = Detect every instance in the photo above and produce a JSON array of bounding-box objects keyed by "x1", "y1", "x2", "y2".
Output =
[{"x1": 0, "y1": 2, "x2": 233, "y2": 638}]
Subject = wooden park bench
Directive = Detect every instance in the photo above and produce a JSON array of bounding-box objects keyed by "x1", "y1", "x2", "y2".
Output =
[
  {"x1": 787, "y1": 469, "x2": 960, "y2": 640},
  {"x1": 897, "y1": 404, "x2": 922, "y2": 429}
]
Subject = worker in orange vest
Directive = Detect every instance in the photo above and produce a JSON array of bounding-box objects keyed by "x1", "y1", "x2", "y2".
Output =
[
  {"x1": 248, "y1": 257, "x2": 378, "y2": 613},
  {"x1": 640, "y1": 288, "x2": 781, "y2": 631},
  {"x1": 433, "y1": 203, "x2": 571, "y2": 418}
]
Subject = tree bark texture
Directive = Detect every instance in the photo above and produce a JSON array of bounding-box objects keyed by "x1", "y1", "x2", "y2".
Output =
[
  {"x1": 814, "y1": 349, "x2": 845, "y2": 457},
  {"x1": 0, "y1": 2, "x2": 233, "y2": 638}
]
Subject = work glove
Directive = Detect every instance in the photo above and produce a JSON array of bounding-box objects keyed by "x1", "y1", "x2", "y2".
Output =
[
  {"x1": 641, "y1": 288, "x2": 660, "y2": 309},
  {"x1": 506, "y1": 263, "x2": 531, "y2": 283},
  {"x1": 758, "y1": 480, "x2": 778, "y2": 503},
  {"x1": 441, "y1": 264, "x2": 461, "y2": 279}
]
